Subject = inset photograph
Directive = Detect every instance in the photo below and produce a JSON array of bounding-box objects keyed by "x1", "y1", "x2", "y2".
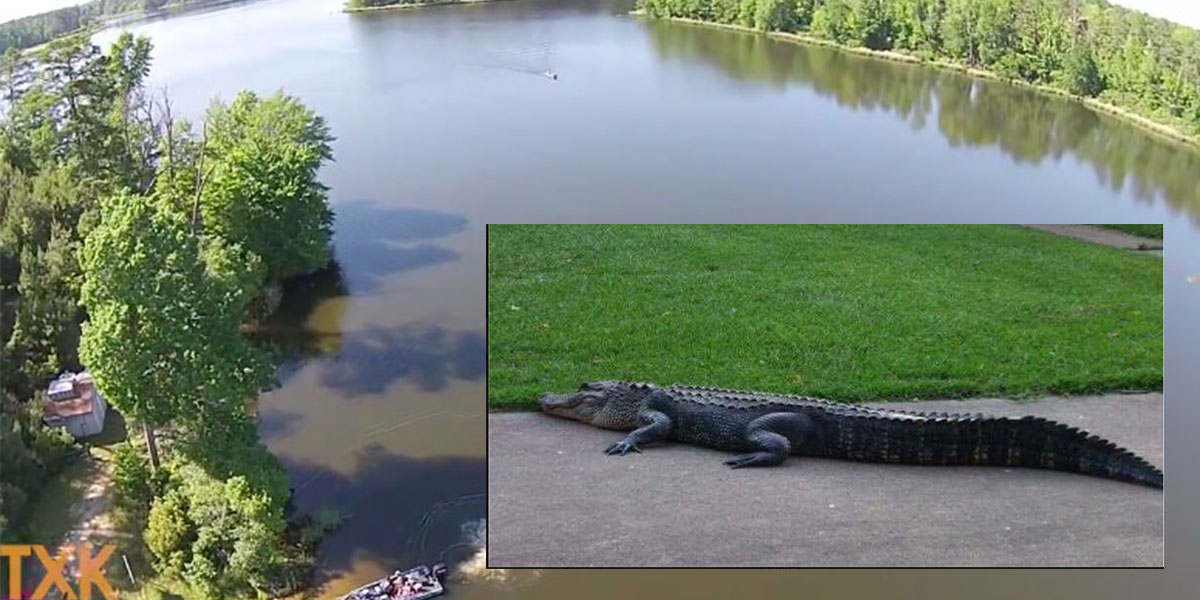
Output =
[{"x1": 486, "y1": 224, "x2": 1163, "y2": 567}]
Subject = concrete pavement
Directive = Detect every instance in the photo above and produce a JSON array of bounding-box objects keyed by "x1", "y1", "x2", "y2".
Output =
[{"x1": 487, "y1": 394, "x2": 1163, "y2": 567}]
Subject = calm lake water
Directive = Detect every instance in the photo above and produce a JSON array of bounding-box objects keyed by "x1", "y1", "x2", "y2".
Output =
[{"x1": 93, "y1": 0, "x2": 1194, "y2": 597}]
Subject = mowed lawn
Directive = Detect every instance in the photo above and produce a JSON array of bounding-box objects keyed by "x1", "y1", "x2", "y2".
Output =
[{"x1": 487, "y1": 225, "x2": 1162, "y2": 409}]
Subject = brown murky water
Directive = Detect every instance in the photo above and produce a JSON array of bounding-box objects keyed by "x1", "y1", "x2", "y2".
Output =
[
  {"x1": 91, "y1": 0, "x2": 1194, "y2": 597},
  {"x1": 258, "y1": 202, "x2": 486, "y2": 598}
]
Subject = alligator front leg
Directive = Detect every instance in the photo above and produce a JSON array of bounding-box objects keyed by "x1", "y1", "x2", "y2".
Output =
[
  {"x1": 605, "y1": 410, "x2": 672, "y2": 456},
  {"x1": 724, "y1": 412, "x2": 816, "y2": 468}
]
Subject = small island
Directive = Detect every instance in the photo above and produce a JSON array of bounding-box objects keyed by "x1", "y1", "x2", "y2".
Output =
[{"x1": 344, "y1": 0, "x2": 506, "y2": 14}]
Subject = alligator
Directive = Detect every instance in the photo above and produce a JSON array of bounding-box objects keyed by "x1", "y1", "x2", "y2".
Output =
[{"x1": 538, "y1": 381, "x2": 1163, "y2": 488}]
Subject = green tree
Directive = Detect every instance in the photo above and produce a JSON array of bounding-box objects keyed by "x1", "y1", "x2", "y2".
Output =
[
  {"x1": 105, "y1": 32, "x2": 157, "y2": 192},
  {"x1": 36, "y1": 36, "x2": 123, "y2": 177},
  {"x1": 1062, "y1": 42, "x2": 1104, "y2": 96},
  {"x1": 112, "y1": 441, "x2": 156, "y2": 521},
  {"x1": 850, "y1": 0, "x2": 895, "y2": 49},
  {"x1": 942, "y1": 0, "x2": 986, "y2": 66},
  {"x1": 2, "y1": 163, "x2": 93, "y2": 399},
  {"x1": 891, "y1": 0, "x2": 945, "y2": 52},
  {"x1": 754, "y1": 0, "x2": 795, "y2": 31},
  {"x1": 0, "y1": 160, "x2": 32, "y2": 289},
  {"x1": 7, "y1": 227, "x2": 82, "y2": 385},
  {"x1": 813, "y1": 0, "x2": 855, "y2": 43},
  {"x1": 145, "y1": 489, "x2": 193, "y2": 574},
  {"x1": 78, "y1": 190, "x2": 273, "y2": 468},
  {"x1": 1110, "y1": 34, "x2": 1157, "y2": 98},
  {"x1": 197, "y1": 91, "x2": 335, "y2": 283},
  {"x1": 145, "y1": 462, "x2": 289, "y2": 598},
  {"x1": 794, "y1": 0, "x2": 817, "y2": 28},
  {"x1": 736, "y1": 0, "x2": 758, "y2": 28}
]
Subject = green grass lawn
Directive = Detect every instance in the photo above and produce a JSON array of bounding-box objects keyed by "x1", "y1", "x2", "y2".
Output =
[
  {"x1": 487, "y1": 225, "x2": 1162, "y2": 409},
  {"x1": 1095, "y1": 224, "x2": 1164, "y2": 239}
]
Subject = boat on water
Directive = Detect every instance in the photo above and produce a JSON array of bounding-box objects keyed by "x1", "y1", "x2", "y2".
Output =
[{"x1": 341, "y1": 563, "x2": 449, "y2": 600}]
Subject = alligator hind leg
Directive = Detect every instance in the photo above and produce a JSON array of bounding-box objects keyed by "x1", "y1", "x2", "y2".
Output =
[
  {"x1": 605, "y1": 410, "x2": 672, "y2": 456},
  {"x1": 724, "y1": 412, "x2": 815, "y2": 469}
]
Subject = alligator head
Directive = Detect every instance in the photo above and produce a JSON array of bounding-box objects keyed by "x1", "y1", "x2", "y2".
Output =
[{"x1": 538, "y1": 380, "x2": 654, "y2": 431}]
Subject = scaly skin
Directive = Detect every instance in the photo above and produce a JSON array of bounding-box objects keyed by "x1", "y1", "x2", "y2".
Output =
[{"x1": 539, "y1": 381, "x2": 1163, "y2": 488}]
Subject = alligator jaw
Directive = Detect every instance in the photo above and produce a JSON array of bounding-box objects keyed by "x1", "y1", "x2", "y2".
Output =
[
  {"x1": 539, "y1": 391, "x2": 608, "y2": 425},
  {"x1": 539, "y1": 392, "x2": 583, "y2": 413},
  {"x1": 538, "y1": 381, "x2": 646, "y2": 430}
]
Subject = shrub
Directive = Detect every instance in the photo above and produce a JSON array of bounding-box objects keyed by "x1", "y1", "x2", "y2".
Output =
[
  {"x1": 145, "y1": 490, "x2": 194, "y2": 576},
  {"x1": 112, "y1": 442, "x2": 154, "y2": 520}
]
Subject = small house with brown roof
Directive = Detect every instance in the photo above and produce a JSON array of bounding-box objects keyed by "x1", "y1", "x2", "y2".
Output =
[{"x1": 43, "y1": 370, "x2": 108, "y2": 438}]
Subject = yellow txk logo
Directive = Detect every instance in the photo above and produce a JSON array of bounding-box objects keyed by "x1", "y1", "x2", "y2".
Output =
[{"x1": 1, "y1": 544, "x2": 117, "y2": 600}]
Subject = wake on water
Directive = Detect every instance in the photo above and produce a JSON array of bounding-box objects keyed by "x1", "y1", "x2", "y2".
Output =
[
  {"x1": 454, "y1": 519, "x2": 540, "y2": 586},
  {"x1": 458, "y1": 40, "x2": 557, "y2": 79}
]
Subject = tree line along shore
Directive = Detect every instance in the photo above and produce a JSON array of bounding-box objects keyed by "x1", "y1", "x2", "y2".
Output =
[
  {"x1": 635, "y1": 0, "x2": 1200, "y2": 146},
  {"x1": 343, "y1": 0, "x2": 509, "y2": 13},
  {"x1": 0, "y1": 1, "x2": 251, "y2": 54},
  {"x1": 4, "y1": 0, "x2": 1198, "y2": 144}
]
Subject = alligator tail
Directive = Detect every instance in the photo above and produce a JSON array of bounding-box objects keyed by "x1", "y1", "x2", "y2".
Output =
[
  {"x1": 1001, "y1": 415, "x2": 1163, "y2": 488},
  {"x1": 830, "y1": 414, "x2": 1163, "y2": 488}
]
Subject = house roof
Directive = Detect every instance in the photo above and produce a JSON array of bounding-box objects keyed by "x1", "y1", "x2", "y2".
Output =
[
  {"x1": 43, "y1": 372, "x2": 98, "y2": 420},
  {"x1": 47, "y1": 376, "x2": 75, "y2": 400}
]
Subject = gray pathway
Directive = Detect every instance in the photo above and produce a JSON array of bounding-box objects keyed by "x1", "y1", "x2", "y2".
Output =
[
  {"x1": 487, "y1": 394, "x2": 1163, "y2": 567},
  {"x1": 1026, "y1": 225, "x2": 1163, "y2": 253}
]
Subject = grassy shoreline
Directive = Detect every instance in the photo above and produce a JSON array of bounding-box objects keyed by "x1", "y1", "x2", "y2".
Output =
[
  {"x1": 1095, "y1": 224, "x2": 1165, "y2": 240},
  {"x1": 488, "y1": 225, "x2": 1163, "y2": 410},
  {"x1": 12, "y1": 0, "x2": 258, "y2": 55},
  {"x1": 636, "y1": 12, "x2": 1199, "y2": 150},
  {"x1": 344, "y1": 0, "x2": 508, "y2": 14},
  {"x1": 18, "y1": 24, "x2": 99, "y2": 55}
]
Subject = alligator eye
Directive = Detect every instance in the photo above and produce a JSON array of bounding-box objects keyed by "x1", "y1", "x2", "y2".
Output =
[{"x1": 579, "y1": 382, "x2": 590, "y2": 391}]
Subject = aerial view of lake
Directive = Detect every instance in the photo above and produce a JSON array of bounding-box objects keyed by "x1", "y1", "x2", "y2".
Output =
[{"x1": 91, "y1": 0, "x2": 1190, "y2": 597}]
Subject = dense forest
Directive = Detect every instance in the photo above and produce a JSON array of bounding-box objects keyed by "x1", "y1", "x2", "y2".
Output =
[
  {"x1": 345, "y1": 0, "x2": 483, "y2": 9},
  {"x1": 1, "y1": 31, "x2": 337, "y2": 597},
  {"x1": 346, "y1": 0, "x2": 417, "y2": 9},
  {"x1": 645, "y1": 18, "x2": 1200, "y2": 211},
  {"x1": 0, "y1": 0, "x2": 237, "y2": 53},
  {"x1": 638, "y1": 0, "x2": 1200, "y2": 139}
]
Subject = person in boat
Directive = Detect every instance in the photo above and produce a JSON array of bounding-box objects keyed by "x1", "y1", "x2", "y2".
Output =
[{"x1": 403, "y1": 580, "x2": 424, "y2": 598}]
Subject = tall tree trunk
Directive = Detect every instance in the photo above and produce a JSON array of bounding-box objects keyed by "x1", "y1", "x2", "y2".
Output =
[{"x1": 142, "y1": 421, "x2": 160, "y2": 471}]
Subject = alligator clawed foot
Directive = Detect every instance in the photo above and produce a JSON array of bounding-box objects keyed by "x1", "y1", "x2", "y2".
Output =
[
  {"x1": 724, "y1": 453, "x2": 772, "y2": 469},
  {"x1": 604, "y1": 439, "x2": 641, "y2": 456}
]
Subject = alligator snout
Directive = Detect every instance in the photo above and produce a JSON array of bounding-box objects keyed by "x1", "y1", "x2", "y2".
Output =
[{"x1": 538, "y1": 393, "x2": 579, "y2": 411}]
